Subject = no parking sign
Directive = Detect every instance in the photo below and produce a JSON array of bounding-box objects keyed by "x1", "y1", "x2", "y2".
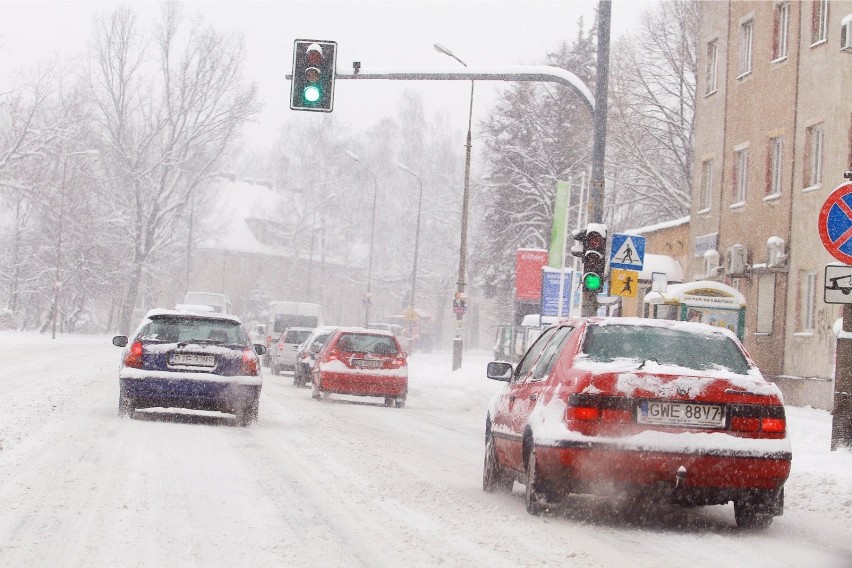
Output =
[{"x1": 819, "y1": 182, "x2": 852, "y2": 263}]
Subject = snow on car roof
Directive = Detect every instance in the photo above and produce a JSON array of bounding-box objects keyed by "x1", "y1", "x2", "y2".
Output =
[
  {"x1": 334, "y1": 326, "x2": 395, "y2": 337},
  {"x1": 144, "y1": 307, "x2": 242, "y2": 324}
]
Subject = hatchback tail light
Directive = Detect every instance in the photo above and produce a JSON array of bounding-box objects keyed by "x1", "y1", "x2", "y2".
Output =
[
  {"x1": 730, "y1": 404, "x2": 786, "y2": 436},
  {"x1": 566, "y1": 394, "x2": 632, "y2": 423},
  {"x1": 241, "y1": 348, "x2": 259, "y2": 375},
  {"x1": 124, "y1": 341, "x2": 144, "y2": 368},
  {"x1": 278, "y1": 342, "x2": 285, "y2": 352}
]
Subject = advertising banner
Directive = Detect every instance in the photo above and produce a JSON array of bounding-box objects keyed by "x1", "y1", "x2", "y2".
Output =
[
  {"x1": 547, "y1": 180, "x2": 571, "y2": 268},
  {"x1": 540, "y1": 267, "x2": 572, "y2": 317},
  {"x1": 515, "y1": 249, "x2": 549, "y2": 301}
]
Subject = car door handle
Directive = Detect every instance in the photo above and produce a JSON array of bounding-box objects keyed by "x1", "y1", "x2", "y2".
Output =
[{"x1": 529, "y1": 393, "x2": 538, "y2": 401}]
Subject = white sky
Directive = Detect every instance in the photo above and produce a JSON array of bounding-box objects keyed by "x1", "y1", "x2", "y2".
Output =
[{"x1": 0, "y1": 0, "x2": 655, "y2": 151}]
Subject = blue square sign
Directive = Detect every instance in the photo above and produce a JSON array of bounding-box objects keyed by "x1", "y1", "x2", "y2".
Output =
[{"x1": 609, "y1": 234, "x2": 646, "y2": 270}]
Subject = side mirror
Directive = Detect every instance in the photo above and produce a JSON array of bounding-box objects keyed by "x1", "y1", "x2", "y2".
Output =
[
  {"x1": 112, "y1": 335, "x2": 128, "y2": 347},
  {"x1": 310, "y1": 343, "x2": 322, "y2": 354},
  {"x1": 486, "y1": 361, "x2": 513, "y2": 382},
  {"x1": 254, "y1": 344, "x2": 267, "y2": 355}
]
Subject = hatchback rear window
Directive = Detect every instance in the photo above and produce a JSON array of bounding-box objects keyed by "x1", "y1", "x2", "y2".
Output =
[
  {"x1": 284, "y1": 329, "x2": 313, "y2": 344},
  {"x1": 334, "y1": 333, "x2": 399, "y2": 355},
  {"x1": 139, "y1": 316, "x2": 247, "y2": 345},
  {"x1": 582, "y1": 324, "x2": 750, "y2": 374}
]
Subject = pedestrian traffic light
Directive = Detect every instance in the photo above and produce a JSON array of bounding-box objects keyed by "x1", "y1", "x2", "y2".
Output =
[
  {"x1": 581, "y1": 224, "x2": 608, "y2": 292},
  {"x1": 291, "y1": 39, "x2": 337, "y2": 112}
]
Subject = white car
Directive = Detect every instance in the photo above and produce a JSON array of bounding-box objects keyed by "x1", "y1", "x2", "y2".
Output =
[{"x1": 271, "y1": 327, "x2": 314, "y2": 375}]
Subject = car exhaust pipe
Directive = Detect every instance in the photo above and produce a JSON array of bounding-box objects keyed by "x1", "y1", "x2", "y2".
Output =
[{"x1": 675, "y1": 465, "x2": 687, "y2": 489}]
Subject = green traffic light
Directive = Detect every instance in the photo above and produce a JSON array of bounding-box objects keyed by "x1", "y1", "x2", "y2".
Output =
[
  {"x1": 304, "y1": 85, "x2": 321, "y2": 103},
  {"x1": 583, "y1": 273, "x2": 602, "y2": 291}
]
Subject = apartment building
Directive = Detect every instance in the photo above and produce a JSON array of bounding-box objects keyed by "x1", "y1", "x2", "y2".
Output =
[{"x1": 691, "y1": 0, "x2": 852, "y2": 379}]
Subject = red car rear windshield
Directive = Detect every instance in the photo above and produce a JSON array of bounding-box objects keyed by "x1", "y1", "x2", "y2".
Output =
[
  {"x1": 582, "y1": 324, "x2": 750, "y2": 374},
  {"x1": 335, "y1": 333, "x2": 399, "y2": 355}
]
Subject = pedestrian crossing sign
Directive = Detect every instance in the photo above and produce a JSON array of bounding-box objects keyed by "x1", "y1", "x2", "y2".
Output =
[
  {"x1": 611, "y1": 268, "x2": 638, "y2": 298},
  {"x1": 609, "y1": 234, "x2": 646, "y2": 270}
]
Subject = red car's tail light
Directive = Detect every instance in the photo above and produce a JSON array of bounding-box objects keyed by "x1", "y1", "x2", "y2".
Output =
[
  {"x1": 730, "y1": 404, "x2": 786, "y2": 435},
  {"x1": 124, "y1": 341, "x2": 144, "y2": 368},
  {"x1": 241, "y1": 348, "x2": 259, "y2": 375},
  {"x1": 761, "y1": 417, "x2": 786, "y2": 433},
  {"x1": 277, "y1": 342, "x2": 285, "y2": 352},
  {"x1": 566, "y1": 394, "x2": 632, "y2": 423},
  {"x1": 567, "y1": 406, "x2": 600, "y2": 421},
  {"x1": 731, "y1": 416, "x2": 761, "y2": 432}
]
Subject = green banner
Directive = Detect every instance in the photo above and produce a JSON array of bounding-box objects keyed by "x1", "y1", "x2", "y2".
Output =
[{"x1": 548, "y1": 180, "x2": 570, "y2": 268}]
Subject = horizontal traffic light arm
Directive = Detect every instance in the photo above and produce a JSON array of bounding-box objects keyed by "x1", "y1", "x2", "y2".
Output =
[{"x1": 285, "y1": 65, "x2": 594, "y2": 113}]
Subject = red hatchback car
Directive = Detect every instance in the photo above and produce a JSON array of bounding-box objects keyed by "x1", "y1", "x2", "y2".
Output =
[
  {"x1": 484, "y1": 317, "x2": 791, "y2": 529},
  {"x1": 311, "y1": 328, "x2": 408, "y2": 407}
]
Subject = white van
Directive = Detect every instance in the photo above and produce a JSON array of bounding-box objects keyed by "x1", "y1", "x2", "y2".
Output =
[
  {"x1": 182, "y1": 292, "x2": 232, "y2": 314},
  {"x1": 267, "y1": 301, "x2": 322, "y2": 335}
]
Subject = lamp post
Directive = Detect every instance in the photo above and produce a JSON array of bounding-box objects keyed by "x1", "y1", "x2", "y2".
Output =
[
  {"x1": 52, "y1": 149, "x2": 100, "y2": 339},
  {"x1": 397, "y1": 162, "x2": 424, "y2": 322},
  {"x1": 434, "y1": 42, "x2": 474, "y2": 371},
  {"x1": 346, "y1": 150, "x2": 379, "y2": 326}
]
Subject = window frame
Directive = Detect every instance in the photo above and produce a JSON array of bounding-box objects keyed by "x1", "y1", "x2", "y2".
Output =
[
  {"x1": 699, "y1": 159, "x2": 713, "y2": 212},
  {"x1": 738, "y1": 17, "x2": 754, "y2": 78},
  {"x1": 705, "y1": 39, "x2": 718, "y2": 95},
  {"x1": 732, "y1": 146, "x2": 749, "y2": 206},
  {"x1": 773, "y1": 2, "x2": 790, "y2": 61},
  {"x1": 756, "y1": 273, "x2": 776, "y2": 334},
  {"x1": 811, "y1": 0, "x2": 829, "y2": 46},
  {"x1": 799, "y1": 270, "x2": 817, "y2": 333},
  {"x1": 805, "y1": 123, "x2": 824, "y2": 189},
  {"x1": 766, "y1": 136, "x2": 784, "y2": 197}
]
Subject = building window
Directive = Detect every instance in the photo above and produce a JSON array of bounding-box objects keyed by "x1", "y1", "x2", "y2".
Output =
[
  {"x1": 706, "y1": 40, "x2": 718, "y2": 94},
  {"x1": 805, "y1": 124, "x2": 824, "y2": 188},
  {"x1": 799, "y1": 270, "x2": 817, "y2": 332},
  {"x1": 699, "y1": 159, "x2": 713, "y2": 211},
  {"x1": 773, "y1": 2, "x2": 790, "y2": 60},
  {"x1": 767, "y1": 137, "x2": 783, "y2": 196},
  {"x1": 738, "y1": 18, "x2": 754, "y2": 77},
  {"x1": 733, "y1": 148, "x2": 748, "y2": 205},
  {"x1": 757, "y1": 274, "x2": 776, "y2": 334},
  {"x1": 811, "y1": 0, "x2": 829, "y2": 45}
]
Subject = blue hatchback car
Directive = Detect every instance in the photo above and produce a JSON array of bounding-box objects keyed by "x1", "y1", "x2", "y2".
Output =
[{"x1": 112, "y1": 309, "x2": 267, "y2": 426}]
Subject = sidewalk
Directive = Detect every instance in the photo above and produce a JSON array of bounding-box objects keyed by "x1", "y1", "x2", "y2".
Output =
[{"x1": 769, "y1": 375, "x2": 834, "y2": 411}]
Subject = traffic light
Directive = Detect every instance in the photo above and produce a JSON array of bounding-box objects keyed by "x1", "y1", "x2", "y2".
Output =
[
  {"x1": 581, "y1": 224, "x2": 608, "y2": 292},
  {"x1": 291, "y1": 39, "x2": 337, "y2": 112}
]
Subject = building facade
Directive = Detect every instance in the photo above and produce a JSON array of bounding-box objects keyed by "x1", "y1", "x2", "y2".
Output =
[{"x1": 691, "y1": 0, "x2": 852, "y2": 379}]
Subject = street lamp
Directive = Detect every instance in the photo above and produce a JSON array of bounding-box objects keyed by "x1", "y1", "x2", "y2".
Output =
[
  {"x1": 434, "y1": 42, "x2": 474, "y2": 371},
  {"x1": 345, "y1": 150, "x2": 379, "y2": 326},
  {"x1": 397, "y1": 162, "x2": 424, "y2": 330},
  {"x1": 52, "y1": 149, "x2": 100, "y2": 339}
]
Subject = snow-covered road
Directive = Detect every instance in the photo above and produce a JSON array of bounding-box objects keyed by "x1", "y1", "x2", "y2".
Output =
[{"x1": 1, "y1": 332, "x2": 851, "y2": 567}]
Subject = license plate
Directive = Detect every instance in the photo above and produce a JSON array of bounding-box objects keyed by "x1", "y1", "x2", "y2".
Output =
[
  {"x1": 352, "y1": 358, "x2": 382, "y2": 369},
  {"x1": 637, "y1": 401, "x2": 725, "y2": 428},
  {"x1": 170, "y1": 353, "x2": 215, "y2": 367}
]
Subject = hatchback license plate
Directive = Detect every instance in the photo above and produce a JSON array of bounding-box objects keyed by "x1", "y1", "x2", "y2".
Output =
[
  {"x1": 352, "y1": 358, "x2": 382, "y2": 369},
  {"x1": 637, "y1": 401, "x2": 725, "y2": 428},
  {"x1": 170, "y1": 353, "x2": 215, "y2": 367}
]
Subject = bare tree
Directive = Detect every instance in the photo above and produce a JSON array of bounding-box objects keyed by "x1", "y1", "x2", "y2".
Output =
[
  {"x1": 87, "y1": 4, "x2": 258, "y2": 333},
  {"x1": 606, "y1": 0, "x2": 697, "y2": 229}
]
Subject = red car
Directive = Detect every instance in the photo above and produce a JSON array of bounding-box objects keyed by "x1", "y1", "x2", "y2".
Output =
[
  {"x1": 311, "y1": 328, "x2": 408, "y2": 407},
  {"x1": 484, "y1": 317, "x2": 791, "y2": 529}
]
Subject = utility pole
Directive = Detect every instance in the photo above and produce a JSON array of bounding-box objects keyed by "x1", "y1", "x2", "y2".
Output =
[{"x1": 582, "y1": 0, "x2": 612, "y2": 317}]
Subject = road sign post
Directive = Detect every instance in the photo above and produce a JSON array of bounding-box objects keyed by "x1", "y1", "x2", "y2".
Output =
[{"x1": 818, "y1": 182, "x2": 852, "y2": 450}]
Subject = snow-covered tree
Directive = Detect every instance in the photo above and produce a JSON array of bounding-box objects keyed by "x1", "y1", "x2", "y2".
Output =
[{"x1": 86, "y1": 4, "x2": 259, "y2": 333}]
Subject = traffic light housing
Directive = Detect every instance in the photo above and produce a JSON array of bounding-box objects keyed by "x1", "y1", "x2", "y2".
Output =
[
  {"x1": 581, "y1": 225, "x2": 608, "y2": 292},
  {"x1": 291, "y1": 39, "x2": 337, "y2": 112}
]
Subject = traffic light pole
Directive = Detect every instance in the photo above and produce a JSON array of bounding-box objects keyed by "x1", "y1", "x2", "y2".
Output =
[{"x1": 582, "y1": 0, "x2": 612, "y2": 317}]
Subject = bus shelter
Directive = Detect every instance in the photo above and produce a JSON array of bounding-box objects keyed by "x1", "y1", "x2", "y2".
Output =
[{"x1": 642, "y1": 280, "x2": 746, "y2": 341}]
